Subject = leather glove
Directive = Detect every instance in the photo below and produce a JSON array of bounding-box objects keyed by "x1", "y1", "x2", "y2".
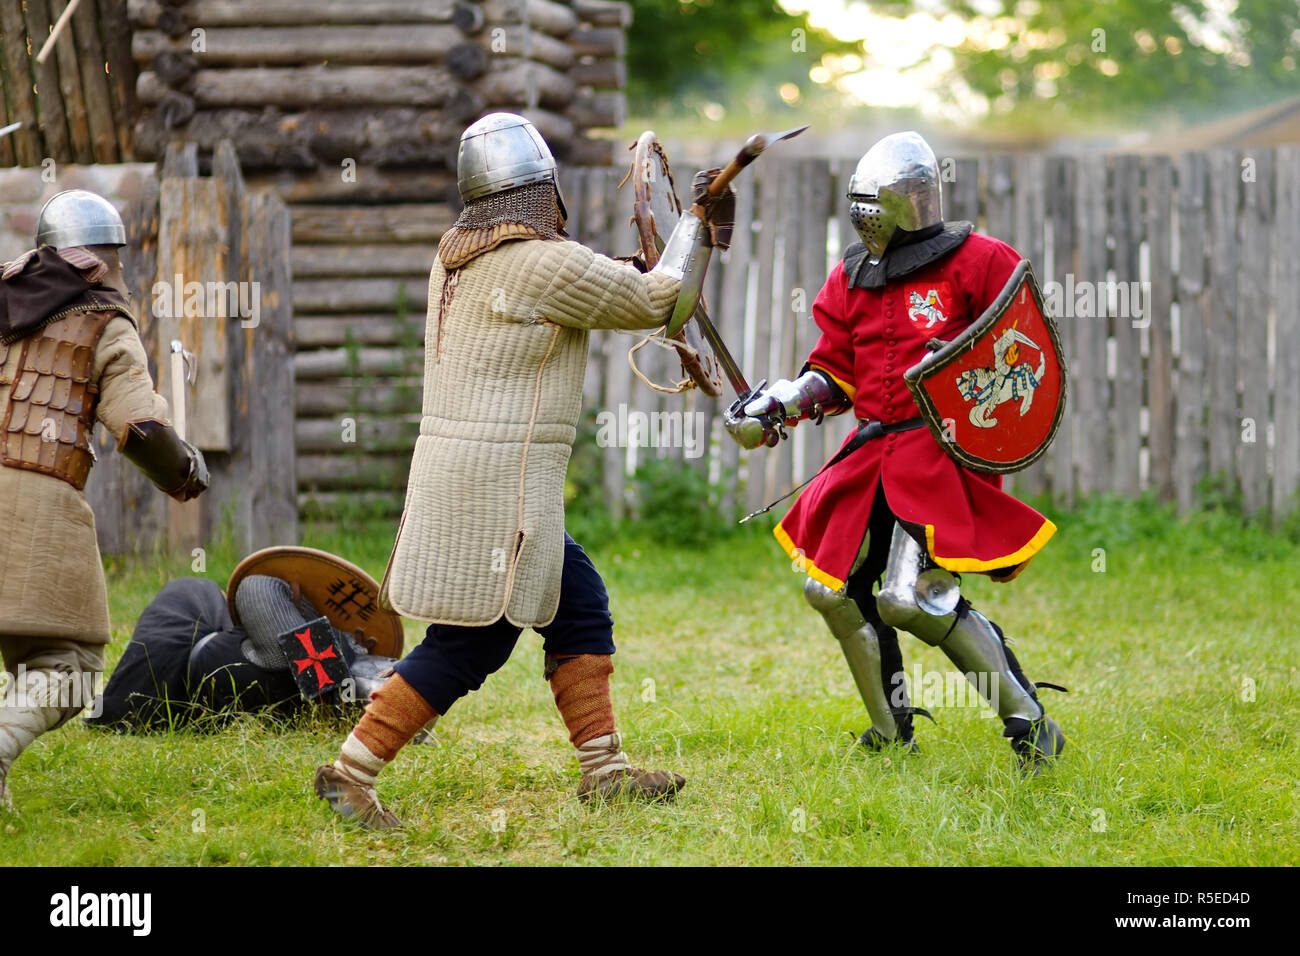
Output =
[
  {"x1": 173, "y1": 444, "x2": 209, "y2": 502},
  {"x1": 692, "y1": 168, "x2": 736, "y2": 250}
]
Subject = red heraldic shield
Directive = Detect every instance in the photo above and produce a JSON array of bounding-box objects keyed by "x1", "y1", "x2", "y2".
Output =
[{"x1": 904, "y1": 260, "x2": 1067, "y2": 474}]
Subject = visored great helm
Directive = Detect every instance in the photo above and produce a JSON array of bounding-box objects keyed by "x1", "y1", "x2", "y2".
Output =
[
  {"x1": 457, "y1": 112, "x2": 568, "y2": 220},
  {"x1": 847, "y1": 131, "x2": 942, "y2": 260},
  {"x1": 36, "y1": 189, "x2": 127, "y2": 249}
]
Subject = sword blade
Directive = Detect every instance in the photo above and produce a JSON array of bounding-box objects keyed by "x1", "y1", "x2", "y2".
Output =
[{"x1": 690, "y1": 301, "x2": 752, "y2": 401}]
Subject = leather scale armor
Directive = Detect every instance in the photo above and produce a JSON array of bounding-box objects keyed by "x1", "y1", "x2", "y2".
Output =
[{"x1": 1, "y1": 307, "x2": 123, "y2": 490}]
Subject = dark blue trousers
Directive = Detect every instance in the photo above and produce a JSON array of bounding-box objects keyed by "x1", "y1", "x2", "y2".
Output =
[{"x1": 394, "y1": 533, "x2": 615, "y2": 715}]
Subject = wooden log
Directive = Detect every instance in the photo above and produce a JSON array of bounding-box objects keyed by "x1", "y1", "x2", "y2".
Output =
[
  {"x1": 1272, "y1": 147, "x2": 1300, "y2": 522},
  {"x1": 1046, "y1": 155, "x2": 1076, "y2": 507},
  {"x1": 133, "y1": 25, "x2": 469, "y2": 66},
  {"x1": 96, "y1": 0, "x2": 137, "y2": 158},
  {"x1": 0, "y1": 5, "x2": 43, "y2": 166},
  {"x1": 447, "y1": 41, "x2": 490, "y2": 80},
  {"x1": 138, "y1": 65, "x2": 470, "y2": 109},
  {"x1": 1236, "y1": 149, "x2": 1272, "y2": 516},
  {"x1": 567, "y1": 135, "x2": 615, "y2": 167},
  {"x1": 452, "y1": 2, "x2": 486, "y2": 35},
  {"x1": 297, "y1": 453, "x2": 411, "y2": 490},
  {"x1": 518, "y1": 107, "x2": 575, "y2": 149},
  {"x1": 150, "y1": 49, "x2": 197, "y2": 86},
  {"x1": 1073, "y1": 153, "x2": 1108, "y2": 497},
  {"x1": 484, "y1": 0, "x2": 578, "y2": 36},
  {"x1": 522, "y1": 29, "x2": 577, "y2": 70},
  {"x1": 70, "y1": 0, "x2": 119, "y2": 162},
  {"x1": 1144, "y1": 156, "x2": 1175, "y2": 502},
  {"x1": 568, "y1": 90, "x2": 624, "y2": 129},
  {"x1": 296, "y1": 381, "x2": 422, "y2": 416},
  {"x1": 1108, "y1": 154, "x2": 1142, "y2": 498},
  {"x1": 244, "y1": 190, "x2": 299, "y2": 546},
  {"x1": 135, "y1": 107, "x2": 464, "y2": 169},
  {"x1": 572, "y1": 0, "x2": 632, "y2": 28},
  {"x1": 477, "y1": 59, "x2": 576, "y2": 110},
  {"x1": 250, "y1": 169, "x2": 456, "y2": 205},
  {"x1": 296, "y1": 315, "x2": 428, "y2": 348},
  {"x1": 291, "y1": 203, "x2": 455, "y2": 244},
  {"x1": 129, "y1": 0, "x2": 462, "y2": 27},
  {"x1": 295, "y1": 347, "x2": 423, "y2": 380},
  {"x1": 201, "y1": 140, "x2": 254, "y2": 553},
  {"x1": 45, "y1": 0, "x2": 95, "y2": 164},
  {"x1": 292, "y1": 245, "x2": 436, "y2": 279},
  {"x1": 1205, "y1": 149, "x2": 1239, "y2": 484},
  {"x1": 156, "y1": 91, "x2": 197, "y2": 129},
  {"x1": 1174, "y1": 153, "x2": 1209, "y2": 512},
  {"x1": 162, "y1": 138, "x2": 198, "y2": 176},
  {"x1": 297, "y1": 416, "x2": 420, "y2": 453},
  {"x1": 22, "y1": 0, "x2": 74, "y2": 163},
  {"x1": 569, "y1": 58, "x2": 625, "y2": 90},
  {"x1": 155, "y1": 178, "x2": 232, "y2": 454},
  {"x1": 567, "y1": 26, "x2": 624, "y2": 58},
  {"x1": 295, "y1": 277, "x2": 430, "y2": 313}
]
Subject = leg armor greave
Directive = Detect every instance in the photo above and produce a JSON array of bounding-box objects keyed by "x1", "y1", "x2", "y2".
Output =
[
  {"x1": 875, "y1": 524, "x2": 1042, "y2": 724},
  {"x1": 803, "y1": 578, "x2": 910, "y2": 744}
]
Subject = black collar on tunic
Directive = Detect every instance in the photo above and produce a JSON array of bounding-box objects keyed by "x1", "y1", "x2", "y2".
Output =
[{"x1": 843, "y1": 220, "x2": 974, "y2": 290}]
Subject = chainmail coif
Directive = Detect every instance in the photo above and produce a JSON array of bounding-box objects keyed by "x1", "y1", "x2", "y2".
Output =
[{"x1": 438, "y1": 181, "x2": 566, "y2": 269}]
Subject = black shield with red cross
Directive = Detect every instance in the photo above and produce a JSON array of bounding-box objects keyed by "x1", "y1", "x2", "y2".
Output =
[
  {"x1": 904, "y1": 260, "x2": 1067, "y2": 474},
  {"x1": 277, "y1": 616, "x2": 350, "y2": 700}
]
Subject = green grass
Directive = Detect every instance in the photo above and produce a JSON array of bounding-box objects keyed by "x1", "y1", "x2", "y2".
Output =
[{"x1": 2, "y1": 496, "x2": 1297, "y2": 866}]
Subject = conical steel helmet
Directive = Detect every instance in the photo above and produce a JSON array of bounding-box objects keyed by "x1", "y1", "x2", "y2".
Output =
[
  {"x1": 846, "y1": 131, "x2": 942, "y2": 260},
  {"x1": 456, "y1": 112, "x2": 568, "y2": 219}
]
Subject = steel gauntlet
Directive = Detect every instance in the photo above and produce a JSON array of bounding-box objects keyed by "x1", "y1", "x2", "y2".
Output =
[
  {"x1": 118, "y1": 419, "x2": 210, "y2": 502},
  {"x1": 724, "y1": 370, "x2": 851, "y2": 449}
]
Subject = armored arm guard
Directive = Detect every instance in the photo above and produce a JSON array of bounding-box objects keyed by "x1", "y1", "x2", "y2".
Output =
[
  {"x1": 118, "y1": 419, "x2": 209, "y2": 501},
  {"x1": 724, "y1": 370, "x2": 852, "y2": 449}
]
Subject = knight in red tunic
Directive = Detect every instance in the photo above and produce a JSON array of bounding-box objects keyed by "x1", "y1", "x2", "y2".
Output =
[{"x1": 726, "y1": 131, "x2": 1065, "y2": 771}]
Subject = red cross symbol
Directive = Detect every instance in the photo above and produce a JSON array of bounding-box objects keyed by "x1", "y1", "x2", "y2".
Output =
[{"x1": 292, "y1": 628, "x2": 338, "y2": 689}]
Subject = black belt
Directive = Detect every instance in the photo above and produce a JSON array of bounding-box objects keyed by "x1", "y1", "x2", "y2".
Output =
[{"x1": 740, "y1": 416, "x2": 925, "y2": 523}]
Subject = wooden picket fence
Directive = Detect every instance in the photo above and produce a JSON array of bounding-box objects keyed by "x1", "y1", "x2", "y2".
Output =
[{"x1": 292, "y1": 147, "x2": 1300, "y2": 522}]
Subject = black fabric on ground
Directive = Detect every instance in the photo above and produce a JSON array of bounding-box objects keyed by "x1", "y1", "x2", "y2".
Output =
[{"x1": 86, "y1": 578, "x2": 299, "y2": 730}]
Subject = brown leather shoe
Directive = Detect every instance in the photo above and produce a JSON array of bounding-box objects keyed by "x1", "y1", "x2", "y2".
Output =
[
  {"x1": 313, "y1": 764, "x2": 402, "y2": 830},
  {"x1": 577, "y1": 767, "x2": 687, "y2": 803}
]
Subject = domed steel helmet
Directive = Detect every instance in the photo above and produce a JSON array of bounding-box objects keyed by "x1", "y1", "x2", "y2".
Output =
[
  {"x1": 36, "y1": 189, "x2": 127, "y2": 248},
  {"x1": 846, "y1": 131, "x2": 942, "y2": 260},
  {"x1": 456, "y1": 112, "x2": 567, "y2": 219}
]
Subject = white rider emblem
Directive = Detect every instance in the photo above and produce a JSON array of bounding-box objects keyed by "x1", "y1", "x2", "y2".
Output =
[
  {"x1": 955, "y1": 321, "x2": 1047, "y2": 429},
  {"x1": 908, "y1": 289, "x2": 948, "y2": 328}
]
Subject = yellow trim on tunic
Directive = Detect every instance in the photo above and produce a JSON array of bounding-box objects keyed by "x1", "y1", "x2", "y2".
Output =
[
  {"x1": 773, "y1": 521, "x2": 846, "y2": 591},
  {"x1": 808, "y1": 363, "x2": 857, "y2": 402},
  {"x1": 924, "y1": 517, "x2": 1057, "y2": 578}
]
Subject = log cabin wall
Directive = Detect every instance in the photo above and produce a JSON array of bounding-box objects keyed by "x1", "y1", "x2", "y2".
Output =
[{"x1": 123, "y1": 0, "x2": 632, "y2": 519}]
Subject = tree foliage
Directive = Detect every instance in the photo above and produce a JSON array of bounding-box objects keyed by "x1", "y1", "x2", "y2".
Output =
[
  {"x1": 624, "y1": 0, "x2": 853, "y2": 115},
  {"x1": 870, "y1": 0, "x2": 1300, "y2": 122}
]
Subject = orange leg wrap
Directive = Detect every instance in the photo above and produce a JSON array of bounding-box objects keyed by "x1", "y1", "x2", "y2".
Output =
[
  {"x1": 351, "y1": 673, "x2": 439, "y2": 763},
  {"x1": 549, "y1": 654, "x2": 618, "y2": 747}
]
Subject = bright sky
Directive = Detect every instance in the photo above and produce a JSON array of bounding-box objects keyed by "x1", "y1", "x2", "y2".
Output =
[{"x1": 780, "y1": 0, "x2": 996, "y2": 120}]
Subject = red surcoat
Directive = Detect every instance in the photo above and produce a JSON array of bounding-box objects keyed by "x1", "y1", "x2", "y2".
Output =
[{"x1": 773, "y1": 233, "x2": 1056, "y2": 591}]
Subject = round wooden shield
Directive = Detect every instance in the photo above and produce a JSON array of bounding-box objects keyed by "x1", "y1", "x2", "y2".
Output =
[
  {"x1": 904, "y1": 260, "x2": 1067, "y2": 474},
  {"x1": 629, "y1": 131, "x2": 724, "y2": 397},
  {"x1": 227, "y1": 547, "x2": 405, "y2": 658}
]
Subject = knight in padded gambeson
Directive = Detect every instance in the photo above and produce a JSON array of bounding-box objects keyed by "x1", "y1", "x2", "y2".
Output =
[{"x1": 728, "y1": 131, "x2": 1066, "y2": 772}]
